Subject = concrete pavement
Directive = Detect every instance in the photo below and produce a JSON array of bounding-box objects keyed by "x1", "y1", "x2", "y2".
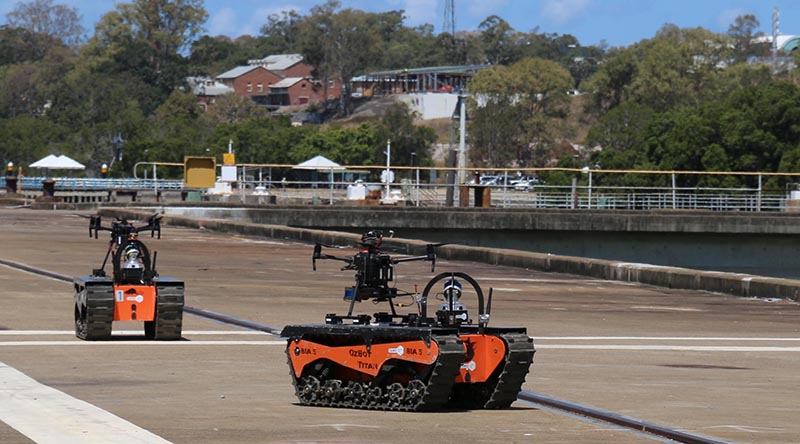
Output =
[{"x1": 1, "y1": 209, "x2": 799, "y2": 443}]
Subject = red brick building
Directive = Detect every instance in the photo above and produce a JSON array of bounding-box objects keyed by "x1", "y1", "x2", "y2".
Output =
[
  {"x1": 216, "y1": 66, "x2": 282, "y2": 99},
  {"x1": 214, "y1": 54, "x2": 341, "y2": 109}
]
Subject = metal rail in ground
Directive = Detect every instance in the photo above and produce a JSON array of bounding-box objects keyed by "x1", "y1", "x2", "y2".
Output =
[
  {"x1": 0, "y1": 258, "x2": 283, "y2": 335},
  {"x1": 518, "y1": 390, "x2": 731, "y2": 444},
  {"x1": 1, "y1": 257, "x2": 732, "y2": 444}
]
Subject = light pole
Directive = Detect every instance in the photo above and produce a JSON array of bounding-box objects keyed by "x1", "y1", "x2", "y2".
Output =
[
  {"x1": 411, "y1": 152, "x2": 418, "y2": 206},
  {"x1": 383, "y1": 140, "x2": 392, "y2": 199}
]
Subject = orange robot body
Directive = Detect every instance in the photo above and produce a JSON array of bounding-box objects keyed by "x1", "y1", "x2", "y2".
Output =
[
  {"x1": 455, "y1": 334, "x2": 507, "y2": 383},
  {"x1": 112, "y1": 285, "x2": 156, "y2": 321}
]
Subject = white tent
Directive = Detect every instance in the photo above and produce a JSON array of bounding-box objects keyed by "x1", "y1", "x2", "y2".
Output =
[
  {"x1": 293, "y1": 155, "x2": 343, "y2": 170},
  {"x1": 29, "y1": 154, "x2": 85, "y2": 170},
  {"x1": 293, "y1": 155, "x2": 343, "y2": 204}
]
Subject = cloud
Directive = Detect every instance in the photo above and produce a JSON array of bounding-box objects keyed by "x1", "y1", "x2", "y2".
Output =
[{"x1": 540, "y1": 0, "x2": 591, "y2": 24}]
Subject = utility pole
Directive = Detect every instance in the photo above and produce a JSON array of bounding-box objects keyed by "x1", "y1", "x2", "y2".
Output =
[
  {"x1": 385, "y1": 140, "x2": 391, "y2": 198},
  {"x1": 772, "y1": 7, "x2": 779, "y2": 74}
]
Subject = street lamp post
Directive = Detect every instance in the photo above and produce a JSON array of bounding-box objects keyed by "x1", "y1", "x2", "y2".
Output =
[{"x1": 411, "y1": 152, "x2": 418, "y2": 206}]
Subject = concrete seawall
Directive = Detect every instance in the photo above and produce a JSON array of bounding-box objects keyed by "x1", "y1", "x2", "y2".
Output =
[{"x1": 100, "y1": 208, "x2": 800, "y2": 302}]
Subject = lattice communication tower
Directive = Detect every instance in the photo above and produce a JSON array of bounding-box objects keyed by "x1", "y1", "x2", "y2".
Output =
[{"x1": 443, "y1": 0, "x2": 455, "y2": 36}]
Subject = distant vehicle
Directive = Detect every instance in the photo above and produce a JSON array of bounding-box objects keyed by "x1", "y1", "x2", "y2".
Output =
[
  {"x1": 514, "y1": 177, "x2": 542, "y2": 191},
  {"x1": 479, "y1": 176, "x2": 500, "y2": 186}
]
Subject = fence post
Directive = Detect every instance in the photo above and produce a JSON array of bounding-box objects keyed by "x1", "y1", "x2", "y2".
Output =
[
  {"x1": 153, "y1": 164, "x2": 158, "y2": 202},
  {"x1": 571, "y1": 177, "x2": 577, "y2": 209},
  {"x1": 671, "y1": 173, "x2": 676, "y2": 209},
  {"x1": 757, "y1": 174, "x2": 762, "y2": 212},
  {"x1": 503, "y1": 170, "x2": 508, "y2": 206}
]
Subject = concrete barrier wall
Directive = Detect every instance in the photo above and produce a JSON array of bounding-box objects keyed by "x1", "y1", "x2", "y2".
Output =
[{"x1": 99, "y1": 208, "x2": 800, "y2": 302}]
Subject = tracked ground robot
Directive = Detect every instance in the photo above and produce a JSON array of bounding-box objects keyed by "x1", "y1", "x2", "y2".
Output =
[
  {"x1": 73, "y1": 214, "x2": 184, "y2": 340},
  {"x1": 281, "y1": 230, "x2": 535, "y2": 411}
]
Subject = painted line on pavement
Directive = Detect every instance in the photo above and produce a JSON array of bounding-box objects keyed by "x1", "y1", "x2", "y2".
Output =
[
  {"x1": 535, "y1": 344, "x2": 800, "y2": 351},
  {"x1": 536, "y1": 336, "x2": 800, "y2": 341},
  {"x1": 1, "y1": 340, "x2": 800, "y2": 351},
  {"x1": 0, "y1": 361, "x2": 173, "y2": 444},
  {"x1": 4, "y1": 331, "x2": 800, "y2": 342},
  {"x1": 0, "y1": 340, "x2": 285, "y2": 346},
  {"x1": 0, "y1": 330, "x2": 273, "y2": 336}
]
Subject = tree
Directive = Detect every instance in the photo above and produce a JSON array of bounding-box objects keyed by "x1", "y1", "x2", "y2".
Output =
[
  {"x1": 116, "y1": 0, "x2": 207, "y2": 57},
  {"x1": 204, "y1": 93, "x2": 266, "y2": 125},
  {"x1": 586, "y1": 25, "x2": 734, "y2": 114},
  {"x1": 469, "y1": 58, "x2": 573, "y2": 167},
  {"x1": 586, "y1": 102, "x2": 654, "y2": 164},
  {"x1": 0, "y1": 115, "x2": 67, "y2": 167},
  {"x1": 259, "y1": 9, "x2": 302, "y2": 54},
  {"x1": 299, "y1": 1, "x2": 383, "y2": 114},
  {"x1": 188, "y1": 35, "x2": 238, "y2": 76},
  {"x1": 5, "y1": 0, "x2": 84, "y2": 47},
  {"x1": 727, "y1": 14, "x2": 764, "y2": 62},
  {"x1": 0, "y1": 25, "x2": 62, "y2": 63},
  {"x1": 291, "y1": 124, "x2": 377, "y2": 166},
  {"x1": 373, "y1": 102, "x2": 436, "y2": 167},
  {"x1": 89, "y1": 0, "x2": 207, "y2": 92},
  {"x1": 479, "y1": 15, "x2": 515, "y2": 65}
]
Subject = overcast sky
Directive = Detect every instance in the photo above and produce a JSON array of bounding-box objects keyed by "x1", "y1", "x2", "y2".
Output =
[{"x1": 1, "y1": 0, "x2": 799, "y2": 48}]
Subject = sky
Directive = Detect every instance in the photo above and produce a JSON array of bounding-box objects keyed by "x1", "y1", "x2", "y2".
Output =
[{"x1": 1, "y1": 0, "x2": 800, "y2": 48}]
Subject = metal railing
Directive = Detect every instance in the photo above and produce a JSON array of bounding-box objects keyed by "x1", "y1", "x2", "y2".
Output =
[
  {"x1": 4, "y1": 166, "x2": 800, "y2": 212},
  {"x1": 3, "y1": 177, "x2": 184, "y2": 191}
]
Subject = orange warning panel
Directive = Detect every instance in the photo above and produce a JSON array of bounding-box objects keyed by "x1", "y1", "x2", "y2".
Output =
[
  {"x1": 455, "y1": 334, "x2": 507, "y2": 383},
  {"x1": 113, "y1": 285, "x2": 156, "y2": 321}
]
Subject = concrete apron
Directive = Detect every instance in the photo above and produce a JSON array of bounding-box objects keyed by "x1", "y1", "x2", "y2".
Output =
[{"x1": 98, "y1": 208, "x2": 800, "y2": 302}]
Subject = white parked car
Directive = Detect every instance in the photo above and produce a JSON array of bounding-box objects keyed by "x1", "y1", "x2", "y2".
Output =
[{"x1": 514, "y1": 178, "x2": 542, "y2": 191}]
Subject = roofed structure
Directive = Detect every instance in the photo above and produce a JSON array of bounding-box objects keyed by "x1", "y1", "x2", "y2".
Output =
[
  {"x1": 248, "y1": 54, "x2": 304, "y2": 71},
  {"x1": 352, "y1": 64, "x2": 489, "y2": 96}
]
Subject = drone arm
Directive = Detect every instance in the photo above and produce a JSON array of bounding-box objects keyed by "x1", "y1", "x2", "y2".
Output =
[
  {"x1": 392, "y1": 255, "x2": 428, "y2": 264},
  {"x1": 89, "y1": 216, "x2": 112, "y2": 239},
  {"x1": 312, "y1": 244, "x2": 353, "y2": 270},
  {"x1": 132, "y1": 213, "x2": 162, "y2": 238},
  {"x1": 392, "y1": 244, "x2": 438, "y2": 271}
]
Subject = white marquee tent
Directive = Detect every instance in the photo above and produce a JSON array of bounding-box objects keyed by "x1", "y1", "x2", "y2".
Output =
[{"x1": 29, "y1": 154, "x2": 85, "y2": 172}]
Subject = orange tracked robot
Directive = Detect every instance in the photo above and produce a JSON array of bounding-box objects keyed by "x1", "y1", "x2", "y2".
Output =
[
  {"x1": 73, "y1": 214, "x2": 184, "y2": 341},
  {"x1": 281, "y1": 230, "x2": 535, "y2": 411}
]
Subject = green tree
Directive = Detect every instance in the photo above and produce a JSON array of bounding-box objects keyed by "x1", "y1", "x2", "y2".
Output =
[
  {"x1": 469, "y1": 57, "x2": 573, "y2": 167},
  {"x1": 299, "y1": 1, "x2": 383, "y2": 114},
  {"x1": 188, "y1": 35, "x2": 238, "y2": 76},
  {"x1": 5, "y1": 0, "x2": 85, "y2": 48},
  {"x1": 587, "y1": 102, "x2": 654, "y2": 167},
  {"x1": 259, "y1": 9, "x2": 302, "y2": 54},
  {"x1": 0, "y1": 115, "x2": 67, "y2": 167},
  {"x1": 291, "y1": 124, "x2": 377, "y2": 165},
  {"x1": 87, "y1": 0, "x2": 207, "y2": 93},
  {"x1": 373, "y1": 102, "x2": 436, "y2": 167},
  {"x1": 478, "y1": 15, "x2": 515, "y2": 65},
  {"x1": 0, "y1": 25, "x2": 62, "y2": 63},
  {"x1": 727, "y1": 14, "x2": 765, "y2": 62}
]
